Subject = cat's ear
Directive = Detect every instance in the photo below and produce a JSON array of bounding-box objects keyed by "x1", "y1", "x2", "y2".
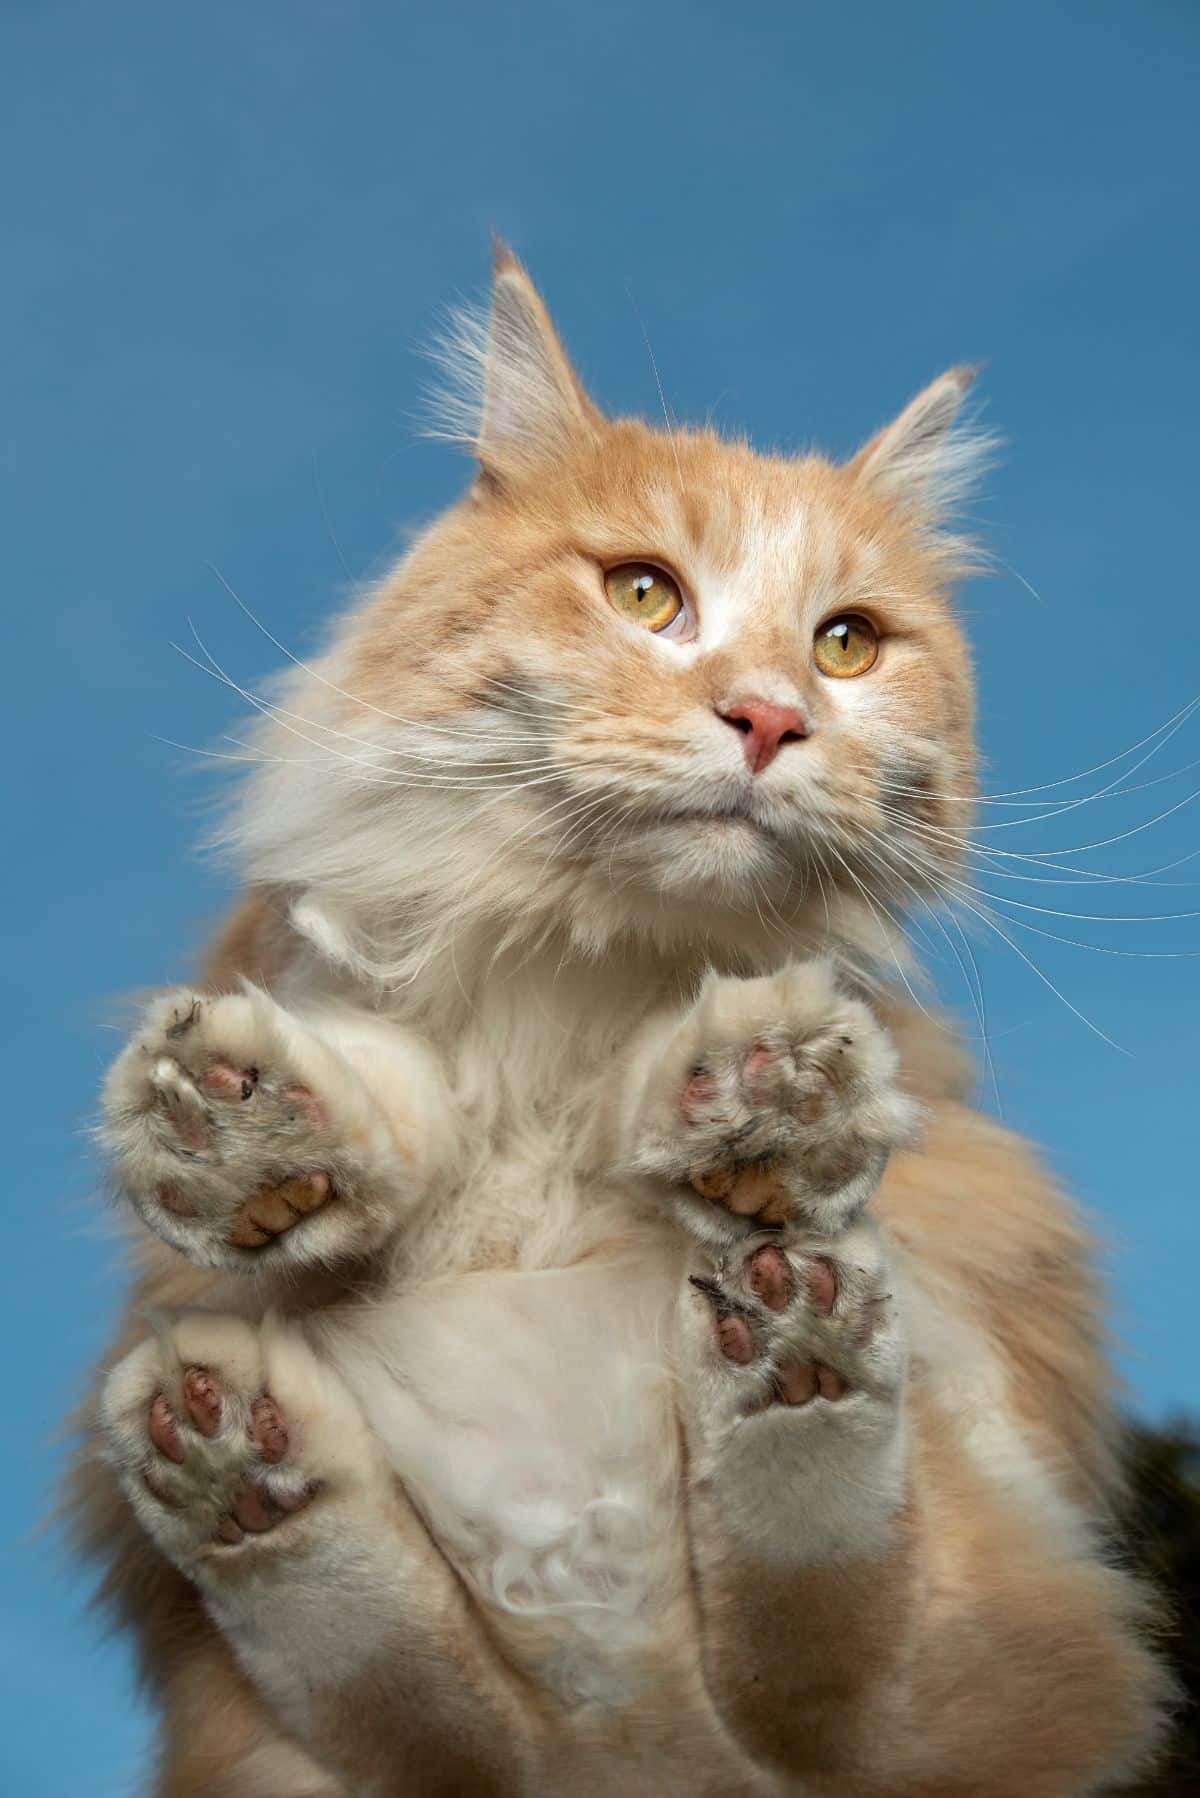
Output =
[
  {"x1": 847, "y1": 368, "x2": 991, "y2": 522},
  {"x1": 457, "y1": 241, "x2": 599, "y2": 481}
]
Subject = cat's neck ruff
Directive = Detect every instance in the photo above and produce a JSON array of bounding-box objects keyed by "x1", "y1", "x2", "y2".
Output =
[{"x1": 282, "y1": 873, "x2": 905, "y2": 1048}]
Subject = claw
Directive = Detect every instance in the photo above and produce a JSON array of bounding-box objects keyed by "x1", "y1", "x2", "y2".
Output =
[
  {"x1": 689, "y1": 1274, "x2": 757, "y2": 1319},
  {"x1": 164, "y1": 998, "x2": 202, "y2": 1040},
  {"x1": 149, "y1": 1058, "x2": 211, "y2": 1151},
  {"x1": 201, "y1": 1061, "x2": 258, "y2": 1102}
]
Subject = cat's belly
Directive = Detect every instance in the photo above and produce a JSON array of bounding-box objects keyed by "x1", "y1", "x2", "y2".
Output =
[{"x1": 310, "y1": 1246, "x2": 692, "y2": 1710}]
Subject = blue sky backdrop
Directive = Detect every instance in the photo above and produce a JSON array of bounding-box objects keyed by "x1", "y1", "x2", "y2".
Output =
[{"x1": 3, "y1": 1, "x2": 1198, "y2": 1789}]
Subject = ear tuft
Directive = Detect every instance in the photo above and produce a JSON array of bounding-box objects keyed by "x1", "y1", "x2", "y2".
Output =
[
  {"x1": 849, "y1": 367, "x2": 995, "y2": 523},
  {"x1": 426, "y1": 242, "x2": 598, "y2": 480},
  {"x1": 489, "y1": 231, "x2": 522, "y2": 280}
]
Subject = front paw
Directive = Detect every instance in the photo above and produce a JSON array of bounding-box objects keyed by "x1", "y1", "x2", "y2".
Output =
[
  {"x1": 101, "y1": 987, "x2": 408, "y2": 1268},
  {"x1": 627, "y1": 962, "x2": 919, "y2": 1245}
]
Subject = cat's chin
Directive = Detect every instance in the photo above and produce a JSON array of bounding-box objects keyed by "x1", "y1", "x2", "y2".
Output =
[
  {"x1": 601, "y1": 810, "x2": 796, "y2": 902},
  {"x1": 624, "y1": 793, "x2": 779, "y2": 839},
  {"x1": 656, "y1": 806, "x2": 764, "y2": 831}
]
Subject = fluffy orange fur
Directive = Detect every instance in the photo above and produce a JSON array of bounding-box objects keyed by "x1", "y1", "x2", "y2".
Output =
[{"x1": 67, "y1": 247, "x2": 1168, "y2": 1796}]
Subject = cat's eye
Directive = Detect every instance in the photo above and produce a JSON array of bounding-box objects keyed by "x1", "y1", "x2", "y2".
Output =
[
  {"x1": 813, "y1": 614, "x2": 879, "y2": 679},
  {"x1": 604, "y1": 562, "x2": 685, "y2": 635}
]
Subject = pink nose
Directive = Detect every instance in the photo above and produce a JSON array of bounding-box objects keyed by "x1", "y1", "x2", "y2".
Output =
[{"x1": 718, "y1": 697, "x2": 808, "y2": 773}]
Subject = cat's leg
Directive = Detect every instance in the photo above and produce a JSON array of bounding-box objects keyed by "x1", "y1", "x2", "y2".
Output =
[
  {"x1": 619, "y1": 967, "x2": 1163, "y2": 1790},
  {"x1": 612, "y1": 964, "x2": 922, "y2": 1779},
  {"x1": 101, "y1": 987, "x2": 455, "y2": 1270},
  {"x1": 677, "y1": 1218, "x2": 921, "y2": 1789},
  {"x1": 153, "y1": 1632, "x2": 343, "y2": 1798},
  {"x1": 100, "y1": 1312, "x2": 539, "y2": 1796},
  {"x1": 682, "y1": 1219, "x2": 908, "y2": 1559},
  {"x1": 678, "y1": 1226, "x2": 1165, "y2": 1796},
  {"x1": 616, "y1": 959, "x2": 917, "y2": 1564},
  {"x1": 618, "y1": 959, "x2": 919, "y2": 1248}
]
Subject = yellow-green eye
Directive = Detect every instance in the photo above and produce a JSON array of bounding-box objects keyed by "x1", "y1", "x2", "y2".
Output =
[
  {"x1": 813, "y1": 614, "x2": 879, "y2": 679},
  {"x1": 604, "y1": 562, "x2": 684, "y2": 634}
]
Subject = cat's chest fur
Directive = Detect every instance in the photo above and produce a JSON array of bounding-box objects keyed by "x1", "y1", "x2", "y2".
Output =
[
  {"x1": 299, "y1": 959, "x2": 698, "y2": 1707},
  {"x1": 312, "y1": 1240, "x2": 689, "y2": 1709}
]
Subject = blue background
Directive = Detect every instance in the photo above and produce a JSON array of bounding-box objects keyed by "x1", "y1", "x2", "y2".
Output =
[{"x1": 3, "y1": 1, "x2": 1198, "y2": 1789}]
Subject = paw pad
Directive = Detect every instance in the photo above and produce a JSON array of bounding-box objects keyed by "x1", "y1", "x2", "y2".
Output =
[
  {"x1": 201, "y1": 1061, "x2": 258, "y2": 1101},
  {"x1": 103, "y1": 989, "x2": 362, "y2": 1268},
  {"x1": 691, "y1": 1234, "x2": 883, "y2": 1410},
  {"x1": 745, "y1": 1243, "x2": 793, "y2": 1311},
  {"x1": 147, "y1": 1392, "x2": 184, "y2": 1463},
  {"x1": 143, "y1": 1367, "x2": 313, "y2": 1547},
  {"x1": 182, "y1": 1367, "x2": 223, "y2": 1435},
  {"x1": 716, "y1": 1313, "x2": 756, "y2": 1365},
  {"x1": 224, "y1": 1172, "x2": 333, "y2": 1250},
  {"x1": 774, "y1": 1360, "x2": 848, "y2": 1406},
  {"x1": 249, "y1": 1395, "x2": 289, "y2": 1463},
  {"x1": 691, "y1": 1161, "x2": 791, "y2": 1224},
  {"x1": 646, "y1": 973, "x2": 917, "y2": 1241}
]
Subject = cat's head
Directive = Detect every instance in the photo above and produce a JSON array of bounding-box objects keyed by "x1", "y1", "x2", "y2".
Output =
[{"x1": 235, "y1": 246, "x2": 986, "y2": 979}]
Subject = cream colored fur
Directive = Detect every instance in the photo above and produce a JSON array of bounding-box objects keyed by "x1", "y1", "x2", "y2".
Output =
[{"x1": 69, "y1": 246, "x2": 1168, "y2": 1796}]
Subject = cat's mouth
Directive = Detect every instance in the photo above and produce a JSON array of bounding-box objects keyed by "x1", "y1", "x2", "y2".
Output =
[{"x1": 653, "y1": 797, "x2": 778, "y2": 835}]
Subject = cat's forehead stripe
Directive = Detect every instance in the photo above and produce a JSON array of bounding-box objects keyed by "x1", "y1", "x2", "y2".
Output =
[{"x1": 680, "y1": 497, "x2": 860, "y2": 652}]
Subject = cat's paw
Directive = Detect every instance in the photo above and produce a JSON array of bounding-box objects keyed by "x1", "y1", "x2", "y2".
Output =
[
  {"x1": 687, "y1": 1221, "x2": 904, "y2": 1415},
  {"x1": 99, "y1": 1311, "x2": 386, "y2": 1575},
  {"x1": 627, "y1": 962, "x2": 919, "y2": 1246},
  {"x1": 682, "y1": 1220, "x2": 909, "y2": 1558},
  {"x1": 102, "y1": 987, "x2": 409, "y2": 1268}
]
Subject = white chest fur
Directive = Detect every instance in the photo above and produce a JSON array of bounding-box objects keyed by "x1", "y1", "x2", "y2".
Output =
[{"x1": 312, "y1": 1240, "x2": 688, "y2": 1707}]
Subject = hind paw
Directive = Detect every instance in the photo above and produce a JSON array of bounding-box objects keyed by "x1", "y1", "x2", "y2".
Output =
[
  {"x1": 682, "y1": 1222, "x2": 910, "y2": 1561},
  {"x1": 100, "y1": 1312, "x2": 382, "y2": 1571},
  {"x1": 688, "y1": 1221, "x2": 905, "y2": 1418}
]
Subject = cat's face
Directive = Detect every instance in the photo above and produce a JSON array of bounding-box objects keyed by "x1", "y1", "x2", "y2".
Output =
[{"x1": 245, "y1": 250, "x2": 984, "y2": 965}]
